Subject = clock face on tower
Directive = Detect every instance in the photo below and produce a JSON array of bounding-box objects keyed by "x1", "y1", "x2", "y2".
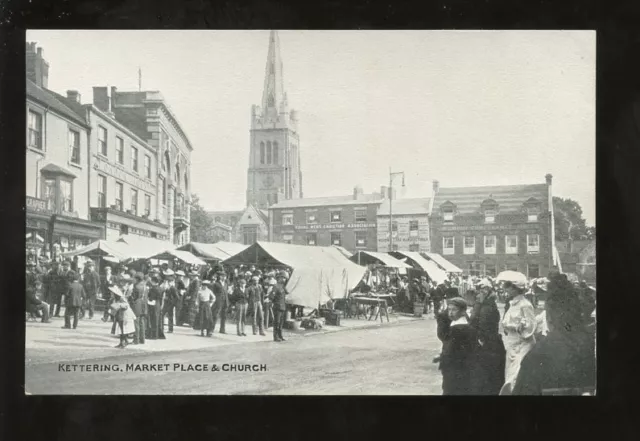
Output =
[{"x1": 264, "y1": 176, "x2": 275, "y2": 188}]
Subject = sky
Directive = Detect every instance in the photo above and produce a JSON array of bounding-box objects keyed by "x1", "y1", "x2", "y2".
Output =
[{"x1": 26, "y1": 30, "x2": 596, "y2": 225}]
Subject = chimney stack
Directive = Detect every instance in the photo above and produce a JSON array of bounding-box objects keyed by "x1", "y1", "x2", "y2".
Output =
[
  {"x1": 25, "y1": 42, "x2": 49, "y2": 88},
  {"x1": 545, "y1": 173, "x2": 553, "y2": 185},
  {"x1": 353, "y1": 185, "x2": 364, "y2": 201},
  {"x1": 92, "y1": 86, "x2": 116, "y2": 118},
  {"x1": 66, "y1": 90, "x2": 81, "y2": 103},
  {"x1": 432, "y1": 179, "x2": 440, "y2": 193}
]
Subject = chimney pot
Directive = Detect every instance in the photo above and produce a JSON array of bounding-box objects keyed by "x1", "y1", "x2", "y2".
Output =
[
  {"x1": 66, "y1": 90, "x2": 81, "y2": 103},
  {"x1": 545, "y1": 174, "x2": 553, "y2": 185},
  {"x1": 432, "y1": 180, "x2": 440, "y2": 193}
]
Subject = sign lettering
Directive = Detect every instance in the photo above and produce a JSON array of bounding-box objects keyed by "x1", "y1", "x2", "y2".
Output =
[
  {"x1": 292, "y1": 222, "x2": 377, "y2": 231},
  {"x1": 94, "y1": 158, "x2": 155, "y2": 194},
  {"x1": 439, "y1": 224, "x2": 539, "y2": 232},
  {"x1": 26, "y1": 196, "x2": 51, "y2": 214}
]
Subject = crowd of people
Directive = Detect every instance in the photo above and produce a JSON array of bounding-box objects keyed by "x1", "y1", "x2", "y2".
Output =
[
  {"x1": 431, "y1": 272, "x2": 596, "y2": 396},
  {"x1": 25, "y1": 257, "x2": 295, "y2": 347}
]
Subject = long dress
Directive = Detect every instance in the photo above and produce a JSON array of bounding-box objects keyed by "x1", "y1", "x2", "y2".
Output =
[
  {"x1": 501, "y1": 295, "x2": 536, "y2": 392},
  {"x1": 193, "y1": 288, "x2": 214, "y2": 331}
]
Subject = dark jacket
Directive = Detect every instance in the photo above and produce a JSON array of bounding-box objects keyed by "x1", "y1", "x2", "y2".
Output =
[
  {"x1": 212, "y1": 281, "x2": 229, "y2": 307},
  {"x1": 131, "y1": 281, "x2": 148, "y2": 316},
  {"x1": 270, "y1": 285, "x2": 287, "y2": 312},
  {"x1": 148, "y1": 285, "x2": 163, "y2": 304},
  {"x1": 26, "y1": 287, "x2": 42, "y2": 307},
  {"x1": 65, "y1": 281, "x2": 85, "y2": 307},
  {"x1": 248, "y1": 284, "x2": 263, "y2": 303},
  {"x1": 512, "y1": 329, "x2": 596, "y2": 395},
  {"x1": 164, "y1": 285, "x2": 180, "y2": 307},
  {"x1": 469, "y1": 298, "x2": 501, "y2": 343},
  {"x1": 101, "y1": 273, "x2": 115, "y2": 295},
  {"x1": 469, "y1": 298, "x2": 505, "y2": 395},
  {"x1": 233, "y1": 286, "x2": 249, "y2": 304},
  {"x1": 46, "y1": 270, "x2": 68, "y2": 301},
  {"x1": 439, "y1": 320, "x2": 477, "y2": 395},
  {"x1": 82, "y1": 270, "x2": 101, "y2": 298}
]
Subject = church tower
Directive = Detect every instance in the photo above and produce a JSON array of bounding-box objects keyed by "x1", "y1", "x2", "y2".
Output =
[{"x1": 247, "y1": 31, "x2": 303, "y2": 210}]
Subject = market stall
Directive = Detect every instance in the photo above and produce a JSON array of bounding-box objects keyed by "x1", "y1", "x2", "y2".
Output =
[
  {"x1": 149, "y1": 249, "x2": 207, "y2": 266},
  {"x1": 177, "y1": 241, "x2": 249, "y2": 263},
  {"x1": 389, "y1": 250, "x2": 449, "y2": 284},
  {"x1": 421, "y1": 252, "x2": 463, "y2": 274}
]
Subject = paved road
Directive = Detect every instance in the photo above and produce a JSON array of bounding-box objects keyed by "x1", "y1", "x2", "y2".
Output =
[{"x1": 25, "y1": 318, "x2": 444, "y2": 395}]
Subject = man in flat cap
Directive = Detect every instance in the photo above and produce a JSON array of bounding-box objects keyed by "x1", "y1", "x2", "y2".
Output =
[{"x1": 438, "y1": 297, "x2": 477, "y2": 395}]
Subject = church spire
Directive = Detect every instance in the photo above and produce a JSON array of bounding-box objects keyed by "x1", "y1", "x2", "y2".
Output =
[{"x1": 261, "y1": 30, "x2": 286, "y2": 113}]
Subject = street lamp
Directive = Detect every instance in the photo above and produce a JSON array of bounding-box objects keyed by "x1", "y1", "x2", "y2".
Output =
[{"x1": 389, "y1": 169, "x2": 405, "y2": 252}]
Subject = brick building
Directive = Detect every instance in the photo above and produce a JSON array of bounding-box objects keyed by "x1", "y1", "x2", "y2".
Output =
[
  {"x1": 269, "y1": 186, "x2": 383, "y2": 253},
  {"x1": 429, "y1": 175, "x2": 555, "y2": 278}
]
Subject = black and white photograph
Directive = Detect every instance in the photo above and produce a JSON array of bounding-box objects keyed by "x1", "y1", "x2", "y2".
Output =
[{"x1": 23, "y1": 30, "x2": 596, "y2": 395}]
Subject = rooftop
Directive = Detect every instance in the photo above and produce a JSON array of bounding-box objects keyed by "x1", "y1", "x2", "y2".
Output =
[
  {"x1": 433, "y1": 183, "x2": 549, "y2": 215},
  {"x1": 270, "y1": 194, "x2": 383, "y2": 209},
  {"x1": 27, "y1": 80, "x2": 88, "y2": 128},
  {"x1": 378, "y1": 197, "x2": 432, "y2": 216},
  {"x1": 113, "y1": 107, "x2": 149, "y2": 141}
]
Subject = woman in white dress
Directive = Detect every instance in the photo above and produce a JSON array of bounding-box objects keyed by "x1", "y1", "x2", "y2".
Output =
[{"x1": 500, "y1": 280, "x2": 536, "y2": 394}]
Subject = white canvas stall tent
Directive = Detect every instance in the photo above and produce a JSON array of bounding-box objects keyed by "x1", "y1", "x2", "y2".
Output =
[
  {"x1": 350, "y1": 250, "x2": 412, "y2": 268},
  {"x1": 149, "y1": 249, "x2": 206, "y2": 266},
  {"x1": 115, "y1": 234, "x2": 175, "y2": 260},
  {"x1": 177, "y1": 242, "x2": 249, "y2": 262},
  {"x1": 62, "y1": 239, "x2": 128, "y2": 261},
  {"x1": 421, "y1": 252, "x2": 463, "y2": 274},
  {"x1": 222, "y1": 241, "x2": 367, "y2": 309},
  {"x1": 390, "y1": 251, "x2": 449, "y2": 284}
]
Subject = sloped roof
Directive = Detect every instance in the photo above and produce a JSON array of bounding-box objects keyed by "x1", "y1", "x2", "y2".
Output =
[
  {"x1": 27, "y1": 80, "x2": 88, "y2": 127},
  {"x1": 115, "y1": 234, "x2": 174, "y2": 259},
  {"x1": 40, "y1": 163, "x2": 77, "y2": 178},
  {"x1": 271, "y1": 194, "x2": 383, "y2": 209},
  {"x1": 377, "y1": 197, "x2": 431, "y2": 216},
  {"x1": 390, "y1": 251, "x2": 448, "y2": 283},
  {"x1": 113, "y1": 107, "x2": 149, "y2": 141},
  {"x1": 350, "y1": 251, "x2": 412, "y2": 269},
  {"x1": 433, "y1": 183, "x2": 549, "y2": 215},
  {"x1": 177, "y1": 242, "x2": 247, "y2": 261},
  {"x1": 422, "y1": 252, "x2": 463, "y2": 273},
  {"x1": 150, "y1": 249, "x2": 206, "y2": 266}
]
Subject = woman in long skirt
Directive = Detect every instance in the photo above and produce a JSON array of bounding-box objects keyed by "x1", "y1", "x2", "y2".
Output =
[
  {"x1": 109, "y1": 285, "x2": 137, "y2": 349},
  {"x1": 193, "y1": 280, "x2": 215, "y2": 337},
  {"x1": 181, "y1": 274, "x2": 200, "y2": 327}
]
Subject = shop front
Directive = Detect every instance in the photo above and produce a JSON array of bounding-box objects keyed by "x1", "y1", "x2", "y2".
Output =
[
  {"x1": 49, "y1": 214, "x2": 104, "y2": 258},
  {"x1": 26, "y1": 196, "x2": 51, "y2": 259},
  {"x1": 90, "y1": 207, "x2": 169, "y2": 242}
]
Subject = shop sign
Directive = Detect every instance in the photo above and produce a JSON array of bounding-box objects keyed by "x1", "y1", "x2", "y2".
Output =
[
  {"x1": 294, "y1": 222, "x2": 376, "y2": 231},
  {"x1": 94, "y1": 158, "x2": 155, "y2": 193},
  {"x1": 26, "y1": 196, "x2": 51, "y2": 214},
  {"x1": 439, "y1": 224, "x2": 538, "y2": 232}
]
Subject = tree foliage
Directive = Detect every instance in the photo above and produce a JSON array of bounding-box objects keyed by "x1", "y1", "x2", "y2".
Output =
[
  {"x1": 553, "y1": 197, "x2": 594, "y2": 241},
  {"x1": 189, "y1": 194, "x2": 213, "y2": 243}
]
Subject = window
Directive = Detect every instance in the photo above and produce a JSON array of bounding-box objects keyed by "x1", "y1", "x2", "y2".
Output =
[
  {"x1": 443, "y1": 237, "x2": 455, "y2": 255},
  {"x1": 354, "y1": 209, "x2": 367, "y2": 223},
  {"x1": 409, "y1": 244, "x2": 420, "y2": 252},
  {"x1": 144, "y1": 194, "x2": 151, "y2": 216},
  {"x1": 43, "y1": 178, "x2": 56, "y2": 211},
  {"x1": 485, "y1": 263, "x2": 497, "y2": 277},
  {"x1": 97, "y1": 175, "x2": 107, "y2": 208},
  {"x1": 409, "y1": 220, "x2": 419, "y2": 237},
  {"x1": 306, "y1": 212, "x2": 317, "y2": 224},
  {"x1": 273, "y1": 142, "x2": 279, "y2": 164},
  {"x1": 282, "y1": 233, "x2": 293, "y2": 244},
  {"x1": 331, "y1": 232, "x2": 342, "y2": 246},
  {"x1": 443, "y1": 207, "x2": 454, "y2": 222},
  {"x1": 528, "y1": 263, "x2": 540, "y2": 278},
  {"x1": 506, "y1": 235, "x2": 518, "y2": 254},
  {"x1": 266, "y1": 141, "x2": 272, "y2": 164},
  {"x1": 484, "y1": 235, "x2": 497, "y2": 254},
  {"x1": 41, "y1": 176, "x2": 73, "y2": 213},
  {"x1": 115, "y1": 182, "x2": 124, "y2": 211},
  {"x1": 527, "y1": 207, "x2": 540, "y2": 222},
  {"x1": 307, "y1": 233, "x2": 317, "y2": 246},
  {"x1": 260, "y1": 142, "x2": 265, "y2": 164},
  {"x1": 463, "y1": 236, "x2": 475, "y2": 255},
  {"x1": 391, "y1": 221, "x2": 398, "y2": 232},
  {"x1": 160, "y1": 177, "x2": 166, "y2": 205},
  {"x1": 485, "y1": 209, "x2": 496, "y2": 224},
  {"x1": 130, "y1": 189, "x2": 138, "y2": 215},
  {"x1": 243, "y1": 227, "x2": 258, "y2": 245},
  {"x1": 527, "y1": 234, "x2": 540, "y2": 253},
  {"x1": 282, "y1": 213, "x2": 293, "y2": 225},
  {"x1": 468, "y1": 261, "x2": 483, "y2": 277},
  {"x1": 145, "y1": 155, "x2": 151, "y2": 179},
  {"x1": 28, "y1": 110, "x2": 43, "y2": 150},
  {"x1": 116, "y1": 137, "x2": 124, "y2": 164},
  {"x1": 355, "y1": 231, "x2": 367, "y2": 248},
  {"x1": 68, "y1": 129, "x2": 80, "y2": 164},
  {"x1": 98, "y1": 126, "x2": 107, "y2": 156},
  {"x1": 330, "y1": 210, "x2": 341, "y2": 223},
  {"x1": 131, "y1": 146, "x2": 139, "y2": 172}
]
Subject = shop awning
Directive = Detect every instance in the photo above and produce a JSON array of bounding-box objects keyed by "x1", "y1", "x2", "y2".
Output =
[
  {"x1": 390, "y1": 251, "x2": 448, "y2": 284},
  {"x1": 62, "y1": 239, "x2": 127, "y2": 260},
  {"x1": 115, "y1": 234, "x2": 175, "y2": 260},
  {"x1": 149, "y1": 249, "x2": 206, "y2": 266},
  {"x1": 350, "y1": 251, "x2": 412, "y2": 268},
  {"x1": 421, "y1": 252, "x2": 463, "y2": 273}
]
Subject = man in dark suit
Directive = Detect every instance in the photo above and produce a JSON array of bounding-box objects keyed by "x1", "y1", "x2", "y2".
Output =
[
  {"x1": 211, "y1": 270, "x2": 229, "y2": 334},
  {"x1": 162, "y1": 270, "x2": 179, "y2": 333},
  {"x1": 438, "y1": 297, "x2": 477, "y2": 395},
  {"x1": 81, "y1": 260, "x2": 101, "y2": 319},
  {"x1": 146, "y1": 276, "x2": 163, "y2": 339},
  {"x1": 233, "y1": 276, "x2": 249, "y2": 336},
  {"x1": 62, "y1": 271, "x2": 85, "y2": 329},
  {"x1": 131, "y1": 272, "x2": 148, "y2": 345},
  {"x1": 248, "y1": 276, "x2": 266, "y2": 336},
  {"x1": 269, "y1": 274, "x2": 288, "y2": 342},
  {"x1": 26, "y1": 274, "x2": 50, "y2": 323}
]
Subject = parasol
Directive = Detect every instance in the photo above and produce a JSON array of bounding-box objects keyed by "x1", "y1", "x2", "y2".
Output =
[{"x1": 496, "y1": 270, "x2": 528, "y2": 285}]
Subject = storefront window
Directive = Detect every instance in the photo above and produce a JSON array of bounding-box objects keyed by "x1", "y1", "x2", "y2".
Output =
[{"x1": 60, "y1": 180, "x2": 72, "y2": 212}]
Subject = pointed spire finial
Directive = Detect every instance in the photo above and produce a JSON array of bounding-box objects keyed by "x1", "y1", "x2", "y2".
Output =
[{"x1": 261, "y1": 30, "x2": 286, "y2": 113}]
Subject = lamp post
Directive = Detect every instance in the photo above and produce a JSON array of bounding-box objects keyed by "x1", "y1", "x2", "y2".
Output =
[{"x1": 389, "y1": 169, "x2": 405, "y2": 252}]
